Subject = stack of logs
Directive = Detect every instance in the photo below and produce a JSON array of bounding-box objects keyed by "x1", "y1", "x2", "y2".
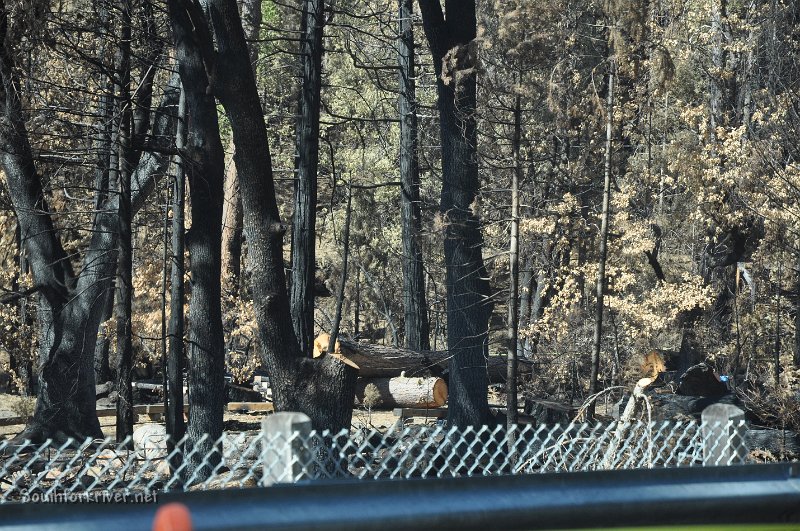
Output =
[{"x1": 312, "y1": 334, "x2": 533, "y2": 409}]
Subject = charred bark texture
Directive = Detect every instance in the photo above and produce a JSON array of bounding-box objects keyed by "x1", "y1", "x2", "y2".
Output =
[
  {"x1": 0, "y1": 7, "x2": 115, "y2": 443},
  {"x1": 290, "y1": 0, "x2": 324, "y2": 356},
  {"x1": 166, "y1": 0, "x2": 226, "y2": 480},
  {"x1": 92, "y1": 30, "x2": 115, "y2": 387},
  {"x1": 167, "y1": 87, "x2": 188, "y2": 462},
  {"x1": 0, "y1": 4, "x2": 178, "y2": 443},
  {"x1": 221, "y1": 0, "x2": 260, "y2": 287},
  {"x1": 203, "y1": 0, "x2": 358, "y2": 433},
  {"x1": 418, "y1": 0, "x2": 492, "y2": 428},
  {"x1": 115, "y1": 0, "x2": 135, "y2": 443},
  {"x1": 398, "y1": 0, "x2": 430, "y2": 351}
]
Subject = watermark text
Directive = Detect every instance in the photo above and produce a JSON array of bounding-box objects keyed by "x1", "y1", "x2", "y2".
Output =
[{"x1": 20, "y1": 491, "x2": 157, "y2": 504}]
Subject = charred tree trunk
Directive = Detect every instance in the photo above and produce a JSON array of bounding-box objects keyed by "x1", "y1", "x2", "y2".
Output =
[
  {"x1": 11, "y1": 225, "x2": 33, "y2": 395},
  {"x1": 507, "y1": 91, "x2": 522, "y2": 430},
  {"x1": 197, "y1": 0, "x2": 358, "y2": 433},
  {"x1": 98, "y1": 73, "x2": 181, "y2": 387},
  {"x1": 418, "y1": 0, "x2": 492, "y2": 428},
  {"x1": 0, "y1": 5, "x2": 177, "y2": 443},
  {"x1": 398, "y1": 0, "x2": 430, "y2": 351},
  {"x1": 92, "y1": 4, "x2": 115, "y2": 386},
  {"x1": 115, "y1": 0, "x2": 134, "y2": 443},
  {"x1": 328, "y1": 185, "x2": 352, "y2": 354},
  {"x1": 94, "y1": 291, "x2": 114, "y2": 385},
  {"x1": 167, "y1": 87, "x2": 188, "y2": 460},
  {"x1": 166, "y1": 0, "x2": 226, "y2": 480},
  {"x1": 221, "y1": 0, "x2": 260, "y2": 287},
  {"x1": 290, "y1": 0, "x2": 324, "y2": 356},
  {"x1": 129, "y1": 0, "x2": 161, "y2": 171},
  {"x1": 0, "y1": 6, "x2": 115, "y2": 443}
]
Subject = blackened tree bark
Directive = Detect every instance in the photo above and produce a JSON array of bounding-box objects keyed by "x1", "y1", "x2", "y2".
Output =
[
  {"x1": 0, "y1": 6, "x2": 178, "y2": 442},
  {"x1": 328, "y1": 185, "x2": 353, "y2": 354},
  {"x1": 290, "y1": 0, "x2": 325, "y2": 356},
  {"x1": 92, "y1": 33, "x2": 115, "y2": 387},
  {"x1": 165, "y1": 0, "x2": 226, "y2": 480},
  {"x1": 129, "y1": 0, "x2": 161, "y2": 171},
  {"x1": 130, "y1": 73, "x2": 182, "y2": 215},
  {"x1": 167, "y1": 86, "x2": 187, "y2": 463},
  {"x1": 115, "y1": 0, "x2": 135, "y2": 443},
  {"x1": 418, "y1": 0, "x2": 492, "y2": 428},
  {"x1": 195, "y1": 0, "x2": 358, "y2": 433},
  {"x1": 96, "y1": 58, "x2": 174, "y2": 388},
  {"x1": 11, "y1": 225, "x2": 34, "y2": 395},
  {"x1": 0, "y1": 4, "x2": 116, "y2": 442},
  {"x1": 221, "y1": 0, "x2": 260, "y2": 286},
  {"x1": 507, "y1": 90, "x2": 522, "y2": 431},
  {"x1": 398, "y1": 0, "x2": 430, "y2": 351}
]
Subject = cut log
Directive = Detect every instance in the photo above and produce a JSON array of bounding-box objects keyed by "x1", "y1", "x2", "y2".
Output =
[
  {"x1": 314, "y1": 334, "x2": 531, "y2": 382},
  {"x1": 355, "y1": 376, "x2": 447, "y2": 409}
]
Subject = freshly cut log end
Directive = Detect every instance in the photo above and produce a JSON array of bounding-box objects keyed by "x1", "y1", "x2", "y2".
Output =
[
  {"x1": 355, "y1": 376, "x2": 447, "y2": 409},
  {"x1": 432, "y1": 378, "x2": 447, "y2": 406},
  {"x1": 313, "y1": 333, "x2": 340, "y2": 358}
]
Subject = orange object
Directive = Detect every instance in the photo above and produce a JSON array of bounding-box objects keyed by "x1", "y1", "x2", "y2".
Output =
[{"x1": 152, "y1": 502, "x2": 193, "y2": 531}]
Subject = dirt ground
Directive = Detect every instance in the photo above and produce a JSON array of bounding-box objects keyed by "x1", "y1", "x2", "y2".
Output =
[{"x1": 0, "y1": 394, "x2": 429, "y2": 441}]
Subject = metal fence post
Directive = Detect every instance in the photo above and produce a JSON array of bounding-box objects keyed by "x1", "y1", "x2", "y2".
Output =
[
  {"x1": 261, "y1": 412, "x2": 312, "y2": 486},
  {"x1": 701, "y1": 403, "x2": 747, "y2": 466}
]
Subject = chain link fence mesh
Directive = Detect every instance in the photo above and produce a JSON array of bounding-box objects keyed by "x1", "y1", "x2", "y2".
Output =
[{"x1": 0, "y1": 417, "x2": 766, "y2": 503}]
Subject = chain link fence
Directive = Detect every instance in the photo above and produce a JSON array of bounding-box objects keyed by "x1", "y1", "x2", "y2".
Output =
[{"x1": 0, "y1": 407, "x2": 766, "y2": 504}]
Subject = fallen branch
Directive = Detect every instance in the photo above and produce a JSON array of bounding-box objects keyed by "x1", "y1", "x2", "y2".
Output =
[{"x1": 601, "y1": 377, "x2": 653, "y2": 469}]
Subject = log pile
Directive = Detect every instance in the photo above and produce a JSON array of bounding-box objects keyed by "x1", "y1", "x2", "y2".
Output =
[{"x1": 313, "y1": 334, "x2": 532, "y2": 382}]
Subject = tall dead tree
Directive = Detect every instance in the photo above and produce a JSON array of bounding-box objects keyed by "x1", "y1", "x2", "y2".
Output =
[
  {"x1": 290, "y1": 0, "x2": 325, "y2": 356},
  {"x1": 176, "y1": 0, "x2": 359, "y2": 433},
  {"x1": 166, "y1": 0, "x2": 226, "y2": 480},
  {"x1": 418, "y1": 0, "x2": 492, "y2": 428},
  {"x1": 92, "y1": 1, "x2": 115, "y2": 387},
  {"x1": 588, "y1": 60, "x2": 615, "y2": 418},
  {"x1": 0, "y1": 4, "x2": 116, "y2": 442},
  {"x1": 507, "y1": 90, "x2": 522, "y2": 430},
  {"x1": 398, "y1": 0, "x2": 430, "y2": 351},
  {"x1": 166, "y1": 86, "x2": 187, "y2": 460},
  {"x1": 221, "y1": 0, "x2": 261, "y2": 286},
  {"x1": 0, "y1": 4, "x2": 176, "y2": 443},
  {"x1": 115, "y1": 0, "x2": 134, "y2": 443}
]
